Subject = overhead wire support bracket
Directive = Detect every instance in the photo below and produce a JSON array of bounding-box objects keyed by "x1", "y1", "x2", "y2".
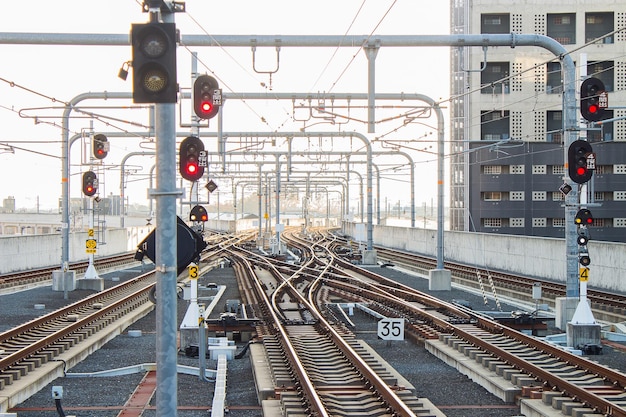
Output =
[
  {"x1": 251, "y1": 39, "x2": 281, "y2": 90},
  {"x1": 460, "y1": 44, "x2": 488, "y2": 73}
]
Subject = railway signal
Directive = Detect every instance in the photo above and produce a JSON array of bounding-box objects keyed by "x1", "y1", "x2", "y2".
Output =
[
  {"x1": 135, "y1": 216, "x2": 207, "y2": 275},
  {"x1": 82, "y1": 171, "x2": 98, "y2": 196},
  {"x1": 567, "y1": 140, "x2": 594, "y2": 184},
  {"x1": 575, "y1": 209, "x2": 592, "y2": 266},
  {"x1": 193, "y1": 75, "x2": 221, "y2": 119},
  {"x1": 580, "y1": 77, "x2": 606, "y2": 122},
  {"x1": 576, "y1": 227, "x2": 590, "y2": 246},
  {"x1": 579, "y1": 252, "x2": 591, "y2": 267},
  {"x1": 190, "y1": 205, "x2": 208, "y2": 222},
  {"x1": 179, "y1": 136, "x2": 205, "y2": 181},
  {"x1": 575, "y1": 208, "x2": 593, "y2": 225},
  {"x1": 131, "y1": 22, "x2": 177, "y2": 103},
  {"x1": 92, "y1": 134, "x2": 109, "y2": 160}
]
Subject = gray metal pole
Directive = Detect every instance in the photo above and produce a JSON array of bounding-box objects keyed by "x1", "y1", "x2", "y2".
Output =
[
  {"x1": 153, "y1": 8, "x2": 179, "y2": 416},
  {"x1": 364, "y1": 43, "x2": 379, "y2": 133},
  {"x1": 257, "y1": 164, "x2": 262, "y2": 241},
  {"x1": 153, "y1": 94, "x2": 179, "y2": 414},
  {"x1": 435, "y1": 104, "x2": 445, "y2": 269}
]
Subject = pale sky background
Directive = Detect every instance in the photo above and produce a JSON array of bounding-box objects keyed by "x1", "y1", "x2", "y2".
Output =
[{"x1": 0, "y1": 0, "x2": 450, "y2": 213}]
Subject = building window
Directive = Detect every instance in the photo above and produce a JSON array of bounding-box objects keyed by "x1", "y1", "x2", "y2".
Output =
[
  {"x1": 552, "y1": 191, "x2": 565, "y2": 201},
  {"x1": 510, "y1": 165, "x2": 524, "y2": 174},
  {"x1": 546, "y1": 111, "x2": 563, "y2": 142},
  {"x1": 481, "y1": 13, "x2": 510, "y2": 34},
  {"x1": 586, "y1": 12, "x2": 614, "y2": 44},
  {"x1": 615, "y1": 164, "x2": 626, "y2": 174},
  {"x1": 547, "y1": 13, "x2": 576, "y2": 44},
  {"x1": 588, "y1": 61, "x2": 614, "y2": 92},
  {"x1": 532, "y1": 191, "x2": 547, "y2": 201},
  {"x1": 594, "y1": 192, "x2": 605, "y2": 201},
  {"x1": 614, "y1": 191, "x2": 626, "y2": 201},
  {"x1": 510, "y1": 191, "x2": 525, "y2": 201},
  {"x1": 483, "y1": 165, "x2": 502, "y2": 175},
  {"x1": 532, "y1": 165, "x2": 547, "y2": 174},
  {"x1": 510, "y1": 218, "x2": 525, "y2": 227},
  {"x1": 483, "y1": 191, "x2": 502, "y2": 201},
  {"x1": 533, "y1": 218, "x2": 547, "y2": 227},
  {"x1": 483, "y1": 218, "x2": 502, "y2": 227},
  {"x1": 552, "y1": 165, "x2": 565, "y2": 175},
  {"x1": 615, "y1": 218, "x2": 626, "y2": 228},
  {"x1": 481, "y1": 110, "x2": 510, "y2": 141},
  {"x1": 595, "y1": 165, "x2": 610, "y2": 175},
  {"x1": 553, "y1": 218, "x2": 565, "y2": 227},
  {"x1": 546, "y1": 62, "x2": 562, "y2": 94},
  {"x1": 481, "y1": 62, "x2": 510, "y2": 94}
]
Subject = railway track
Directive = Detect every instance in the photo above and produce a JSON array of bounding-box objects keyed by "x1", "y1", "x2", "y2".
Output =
[
  {"x1": 228, "y1": 228, "x2": 626, "y2": 417},
  {"x1": 227, "y1": 232, "x2": 439, "y2": 416},
  {"x1": 3, "y1": 227, "x2": 626, "y2": 416},
  {"x1": 0, "y1": 271, "x2": 156, "y2": 410},
  {"x1": 336, "y1": 233, "x2": 626, "y2": 323},
  {"x1": 0, "y1": 253, "x2": 139, "y2": 290},
  {"x1": 0, "y1": 230, "x2": 253, "y2": 412}
]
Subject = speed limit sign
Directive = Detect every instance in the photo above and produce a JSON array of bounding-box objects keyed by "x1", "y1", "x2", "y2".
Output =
[{"x1": 377, "y1": 318, "x2": 405, "y2": 341}]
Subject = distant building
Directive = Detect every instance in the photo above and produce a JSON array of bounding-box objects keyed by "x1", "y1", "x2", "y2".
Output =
[
  {"x1": 2, "y1": 196, "x2": 15, "y2": 213},
  {"x1": 450, "y1": 0, "x2": 626, "y2": 242}
]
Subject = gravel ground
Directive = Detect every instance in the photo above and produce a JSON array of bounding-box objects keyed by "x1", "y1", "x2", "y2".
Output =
[{"x1": 5, "y1": 262, "x2": 626, "y2": 417}]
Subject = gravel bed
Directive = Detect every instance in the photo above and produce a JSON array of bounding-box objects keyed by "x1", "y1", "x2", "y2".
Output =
[{"x1": 6, "y1": 262, "x2": 626, "y2": 417}]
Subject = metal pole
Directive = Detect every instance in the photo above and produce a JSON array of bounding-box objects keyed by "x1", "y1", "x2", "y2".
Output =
[{"x1": 153, "y1": 8, "x2": 180, "y2": 416}]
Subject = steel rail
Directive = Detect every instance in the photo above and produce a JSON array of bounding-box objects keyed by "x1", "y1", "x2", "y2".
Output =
[
  {"x1": 283, "y1": 230, "x2": 420, "y2": 416},
  {"x1": 0, "y1": 272, "x2": 155, "y2": 343},
  {"x1": 320, "y1": 232, "x2": 626, "y2": 417},
  {"x1": 225, "y1": 248, "x2": 330, "y2": 417},
  {"x1": 0, "y1": 273, "x2": 154, "y2": 374}
]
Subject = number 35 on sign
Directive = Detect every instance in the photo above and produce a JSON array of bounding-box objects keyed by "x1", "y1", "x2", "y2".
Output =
[{"x1": 377, "y1": 318, "x2": 405, "y2": 341}]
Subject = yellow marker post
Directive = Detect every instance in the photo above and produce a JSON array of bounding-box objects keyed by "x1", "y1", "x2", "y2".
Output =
[
  {"x1": 188, "y1": 263, "x2": 199, "y2": 280},
  {"x1": 579, "y1": 267, "x2": 589, "y2": 282},
  {"x1": 85, "y1": 238, "x2": 97, "y2": 254}
]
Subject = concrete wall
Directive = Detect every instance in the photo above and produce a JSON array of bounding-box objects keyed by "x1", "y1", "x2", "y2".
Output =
[
  {"x1": 0, "y1": 218, "x2": 250, "y2": 274},
  {"x1": 0, "y1": 226, "x2": 153, "y2": 274},
  {"x1": 344, "y1": 223, "x2": 626, "y2": 293}
]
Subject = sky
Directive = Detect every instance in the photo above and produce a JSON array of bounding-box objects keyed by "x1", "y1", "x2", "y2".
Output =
[{"x1": 0, "y1": 0, "x2": 450, "y2": 213}]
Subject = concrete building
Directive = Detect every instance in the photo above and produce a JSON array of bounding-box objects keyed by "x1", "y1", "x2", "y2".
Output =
[{"x1": 450, "y1": 0, "x2": 626, "y2": 242}]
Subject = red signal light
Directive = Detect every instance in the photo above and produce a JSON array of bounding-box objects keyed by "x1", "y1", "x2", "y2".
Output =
[
  {"x1": 186, "y1": 162, "x2": 198, "y2": 175},
  {"x1": 82, "y1": 171, "x2": 98, "y2": 196},
  {"x1": 179, "y1": 136, "x2": 204, "y2": 182},
  {"x1": 580, "y1": 77, "x2": 605, "y2": 122},
  {"x1": 193, "y1": 75, "x2": 220, "y2": 119}
]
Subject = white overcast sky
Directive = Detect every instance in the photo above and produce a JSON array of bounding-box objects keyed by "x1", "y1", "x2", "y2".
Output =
[{"x1": 0, "y1": 0, "x2": 450, "y2": 212}]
